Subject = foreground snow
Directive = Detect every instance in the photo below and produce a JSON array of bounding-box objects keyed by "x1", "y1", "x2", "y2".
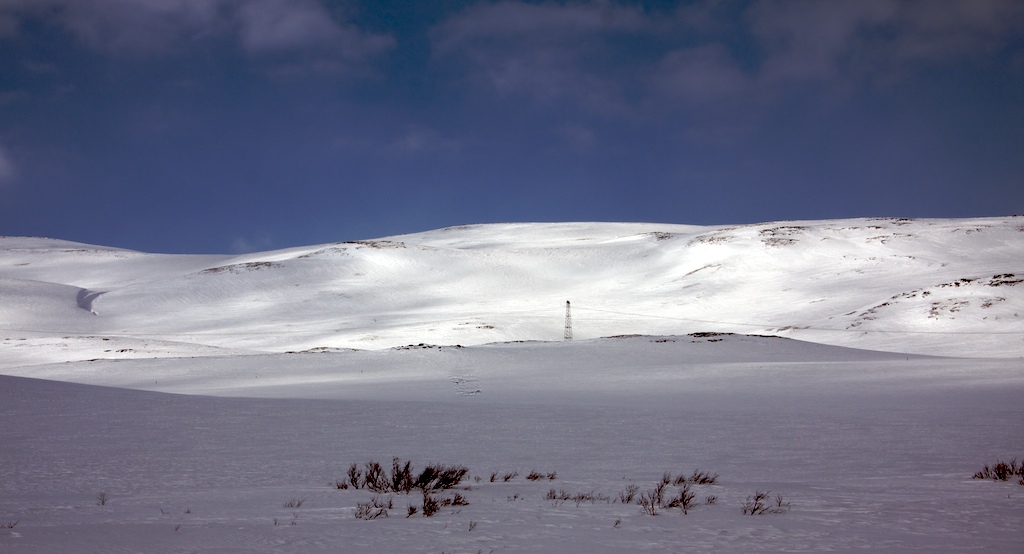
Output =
[{"x1": 1, "y1": 335, "x2": 1023, "y2": 552}]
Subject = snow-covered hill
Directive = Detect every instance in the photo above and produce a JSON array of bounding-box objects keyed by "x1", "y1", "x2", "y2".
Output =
[
  {"x1": 0, "y1": 214, "x2": 1019, "y2": 360},
  {"x1": 2, "y1": 216, "x2": 1023, "y2": 366}
]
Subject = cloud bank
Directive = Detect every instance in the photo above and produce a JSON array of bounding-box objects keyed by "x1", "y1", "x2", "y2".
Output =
[
  {"x1": 431, "y1": 0, "x2": 1024, "y2": 116},
  {"x1": 0, "y1": 0, "x2": 394, "y2": 62}
]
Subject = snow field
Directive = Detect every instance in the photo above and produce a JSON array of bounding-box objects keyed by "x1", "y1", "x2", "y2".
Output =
[{"x1": 1, "y1": 335, "x2": 1023, "y2": 552}]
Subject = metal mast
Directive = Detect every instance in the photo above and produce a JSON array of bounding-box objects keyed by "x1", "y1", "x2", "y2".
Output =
[{"x1": 564, "y1": 300, "x2": 573, "y2": 341}]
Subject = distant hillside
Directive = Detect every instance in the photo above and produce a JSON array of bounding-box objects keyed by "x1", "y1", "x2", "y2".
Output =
[{"x1": 2, "y1": 216, "x2": 1022, "y2": 361}]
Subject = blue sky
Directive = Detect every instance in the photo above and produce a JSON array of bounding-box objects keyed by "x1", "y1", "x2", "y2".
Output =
[{"x1": 1, "y1": 0, "x2": 1022, "y2": 253}]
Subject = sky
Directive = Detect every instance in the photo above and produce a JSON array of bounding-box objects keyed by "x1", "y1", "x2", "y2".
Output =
[{"x1": 0, "y1": 0, "x2": 1022, "y2": 254}]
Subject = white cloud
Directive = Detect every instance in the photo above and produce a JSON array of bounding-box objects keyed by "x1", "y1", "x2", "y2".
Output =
[
  {"x1": 329, "y1": 127, "x2": 462, "y2": 157},
  {"x1": 431, "y1": 0, "x2": 1024, "y2": 117},
  {"x1": 231, "y1": 235, "x2": 275, "y2": 254},
  {"x1": 0, "y1": 144, "x2": 17, "y2": 186},
  {"x1": 652, "y1": 44, "x2": 749, "y2": 103},
  {"x1": 236, "y1": 0, "x2": 341, "y2": 52},
  {"x1": 44, "y1": 0, "x2": 226, "y2": 55},
  {"x1": 0, "y1": 0, "x2": 394, "y2": 63},
  {"x1": 430, "y1": 1, "x2": 653, "y2": 117},
  {"x1": 748, "y1": 0, "x2": 1024, "y2": 87},
  {"x1": 432, "y1": 0, "x2": 650, "y2": 51},
  {"x1": 235, "y1": 0, "x2": 393, "y2": 59},
  {"x1": 747, "y1": 0, "x2": 896, "y2": 84},
  {"x1": 0, "y1": 12, "x2": 18, "y2": 38},
  {"x1": 387, "y1": 126, "x2": 461, "y2": 155},
  {"x1": 886, "y1": 0, "x2": 1024, "y2": 62},
  {"x1": 554, "y1": 124, "x2": 597, "y2": 153}
]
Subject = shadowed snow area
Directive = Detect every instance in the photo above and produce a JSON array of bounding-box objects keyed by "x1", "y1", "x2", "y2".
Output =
[{"x1": 1, "y1": 218, "x2": 1023, "y2": 552}]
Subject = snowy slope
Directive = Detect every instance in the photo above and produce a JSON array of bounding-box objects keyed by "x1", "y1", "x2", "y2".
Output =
[{"x1": 3, "y1": 217, "x2": 1022, "y2": 364}]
